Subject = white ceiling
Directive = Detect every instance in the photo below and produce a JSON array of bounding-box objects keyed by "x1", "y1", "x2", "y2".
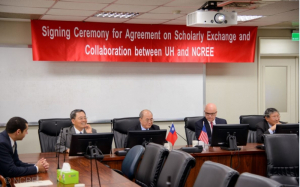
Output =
[{"x1": 0, "y1": 0, "x2": 298, "y2": 29}]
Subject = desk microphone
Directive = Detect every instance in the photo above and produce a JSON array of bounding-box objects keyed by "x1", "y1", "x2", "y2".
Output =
[
  {"x1": 168, "y1": 126, "x2": 203, "y2": 153},
  {"x1": 168, "y1": 126, "x2": 187, "y2": 144},
  {"x1": 57, "y1": 128, "x2": 63, "y2": 169},
  {"x1": 55, "y1": 121, "x2": 58, "y2": 158},
  {"x1": 64, "y1": 129, "x2": 68, "y2": 162}
]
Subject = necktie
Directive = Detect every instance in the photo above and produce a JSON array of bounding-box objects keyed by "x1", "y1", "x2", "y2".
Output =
[
  {"x1": 12, "y1": 144, "x2": 15, "y2": 154},
  {"x1": 210, "y1": 121, "x2": 213, "y2": 132},
  {"x1": 80, "y1": 132, "x2": 83, "y2": 134}
]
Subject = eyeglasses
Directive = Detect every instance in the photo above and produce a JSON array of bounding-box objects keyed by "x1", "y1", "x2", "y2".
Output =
[
  {"x1": 204, "y1": 112, "x2": 217, "y2": 116},
  {"x1": 269, "y1": 115, "x2": 280, "y2": 119},
  {"x1": 144, "y1": 118, "x2": 153, "y2": 122},
  {"x1": 77, "y1": 117, "x2": 87, "y2": 121}
]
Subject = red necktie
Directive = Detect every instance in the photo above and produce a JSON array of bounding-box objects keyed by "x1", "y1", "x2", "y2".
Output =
[{"x1": 210, "y1": 121, "x2": 213, "y2": 131}]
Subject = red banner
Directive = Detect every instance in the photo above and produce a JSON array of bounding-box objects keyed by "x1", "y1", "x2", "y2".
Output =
[{"x1": 31, "y1": 20, "x2": 257, "y2": 63}]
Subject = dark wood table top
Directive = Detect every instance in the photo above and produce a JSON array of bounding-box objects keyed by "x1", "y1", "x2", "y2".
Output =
[{"x1": 14, "y1": 152, "x2": 139, "y2": 187}]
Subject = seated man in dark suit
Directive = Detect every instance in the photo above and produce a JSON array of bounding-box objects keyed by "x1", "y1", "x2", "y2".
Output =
[
  {"x1": 195, "y1": 103, "x2": 227, "y2": 144},
  {"x1": 56, "y1": 109, "x2": 97, "y2": 153},
  {"x1": 124, "y1": 109, "x2": 160, "y2": 147},
  {"x1": 131, "y1": 109, "x2": 160, "y2": 130},
  {"x1": 256, "y1": 108, "x2": 282, "y2": 143},
  {"x1": 0, "y1": 117, "x2": 49, "y2": 179}
]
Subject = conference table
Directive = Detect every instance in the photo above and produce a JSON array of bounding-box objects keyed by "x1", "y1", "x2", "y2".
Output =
[
  {"x1": 14, "y1": 152, "x2": 139, "y2": 187},
  {"x1": 15, "y1": 143, "x2": 266, "y2": 187}
]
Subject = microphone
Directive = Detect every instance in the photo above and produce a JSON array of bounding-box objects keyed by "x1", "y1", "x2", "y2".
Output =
[
  {"x1": 55, "y1": 121, "x2": 58, "y2": 158},
  {"x1": 167, "y1": 126, "x2": 203, "y2": 153},
  {"x1": 57, "y1": 128, "x2": 63, "y2": 169},
  {"x1": 64, "y1": 129, "x2": 68, "y2": 162},
  {"x1": 168, "y1": 126, "x2": 187, "y2": 143}
]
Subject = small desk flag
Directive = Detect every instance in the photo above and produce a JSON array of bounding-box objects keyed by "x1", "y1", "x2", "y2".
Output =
[
  {"x1": 166, "y1": 123, "x2": 178, "y2": 146},
  {"x1": 199, "y1": 124, "x2": 209, "y2": 144}
]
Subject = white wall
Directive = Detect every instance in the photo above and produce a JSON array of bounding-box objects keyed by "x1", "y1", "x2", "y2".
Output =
[{"x1": 0, "y1": 21, "x2": 295, "y2": 153}]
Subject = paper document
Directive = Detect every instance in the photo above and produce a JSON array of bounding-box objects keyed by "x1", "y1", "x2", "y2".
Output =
[{"x1": 14, "y1": 180, "x2": 53, "y2": 187}]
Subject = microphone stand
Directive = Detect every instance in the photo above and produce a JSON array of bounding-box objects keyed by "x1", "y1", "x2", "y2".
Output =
[
  {"x1": 55, "y1": 121, "x2": 58, "y2": 157},
  {"x1": 85, "y1": 142, "x2": 103, "y2": 187},
  {"x1": 57, "y1": 128, "x2": 63, "y2": 169},
  {"x1": 168, "y1": 126, "x2": 187, "y2": 143},
  {"x1": 64, "y1": 129, "x2": 68, "y2": 163}
]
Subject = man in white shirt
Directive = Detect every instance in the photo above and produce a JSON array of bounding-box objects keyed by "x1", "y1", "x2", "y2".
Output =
[{"x1": 56, "y1": 109, "x2": 97, "y2": 153}]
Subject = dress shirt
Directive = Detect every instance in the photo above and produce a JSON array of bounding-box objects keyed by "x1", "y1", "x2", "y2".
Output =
[
  {"x1": 268, "y1": 123, "x2": 275, "y2": 134},
  {"x1": 140, "y1": 124, "x2": 148, "y2": 130},
  {"x1": 74, "y1": 127, "x2": 84, "y2": 134}
]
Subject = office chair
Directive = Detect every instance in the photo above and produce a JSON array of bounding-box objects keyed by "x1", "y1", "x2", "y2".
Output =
[
  {"x1": 193, "y1": 161, "x2": 239, "y2": 187},
  {"x1": 38, "y1": 118, "x2": 73, "y2": 152},
  {"x1": 184, "y1": 116, "x2": 203, "y2": 145},
  {"x1": 112, "y1": 117, "x2": 140, "y2": 148},
  {"x1": 234, "y1": 172, "x2": 283, "y2": 187},
  {"x1": 135, "y1": 143, "x2": 169, "y2": 187},
  {"x1": 114, "y1": 145, "x2": 145, "y2": 180},
  {"x1": 157, "y1": 150, "x2": 196, "y2": 187},
  {"x1": 239, "y1": 115, "x2": 264, "y2": 143},
  {"x1": 264, "y1": 134, "x2": 299, "y2": 186},
  {"x1": 0, "y1": 175, "x2": 6, "y2": 187}
]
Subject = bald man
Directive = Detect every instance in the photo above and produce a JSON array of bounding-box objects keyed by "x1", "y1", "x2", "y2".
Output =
[
  {"x1": 195, "y1": 103, "x2": 227, "y2": 144},
  {"x1": 124, "y1": 110, "x2": 160, "y2": 147},
  {"x1": 131, "y1": 109, "x2": 160, "y2": 131}
]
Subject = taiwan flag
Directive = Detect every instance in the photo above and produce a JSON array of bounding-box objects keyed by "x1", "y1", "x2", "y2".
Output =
[{"x1": 166, "y1": 123, "x2": 178, "y2": 146}]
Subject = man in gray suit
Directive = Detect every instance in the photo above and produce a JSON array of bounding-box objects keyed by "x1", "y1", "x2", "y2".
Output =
[{"x1": 56, "y1": 109, "x2": 97, "y2": 153}]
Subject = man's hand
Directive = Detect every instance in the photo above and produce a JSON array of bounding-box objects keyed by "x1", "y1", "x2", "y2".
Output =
[
  {"x1": 36, "y1": 158, "x2": 49, "y2": 173},
  {"x1": 84, "y1": 124, "x2": 92, "y2": 133},
  {"x1": 269, "y1": 122, "x2": 282, "y2": 132}
]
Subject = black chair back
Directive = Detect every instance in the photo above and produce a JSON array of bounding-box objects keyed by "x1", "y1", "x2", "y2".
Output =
[
  {"x1": 239, "y1": 115, "x2": 264, "y2": 143},
  {"x1": 193, "y1": 161, "x2": 239, "y2": 187},
  {"x1": 122, "y1": 145, "x2": 145, "y2": 180},
  {"x1": 135, "y1": 143, "x2": 169, "y2": 187},
  {"x1": 235, "y1": 172, "x2": 283, "y2": 187},
  {"x1": 112, "y1": 117, "x2": 140, "y2": 148},
  {"x1": 184, "y1": 116, "x2": 203, "y2": 145},
  {"x1": 38, "y1": 118, "x2": 72, "y2": 152},
  {"x1": 157, "y1": 150, "x2": 196, "y2": 187},
  {"x1": 264, "y1": 134, "x2": 299, "y2": 186}
]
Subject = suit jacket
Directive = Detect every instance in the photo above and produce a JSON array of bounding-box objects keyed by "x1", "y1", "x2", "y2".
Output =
[
  {"x1": 0, "y1": 130, "x2": 36, "y2": 178},
  {"x1": 256, "y1": 120, "x2": 270, "y2": 143},
  {"x1": 56, "y1": 126, "x2": 97, "y2": 153},
  {"x1": 195, "y1": 117, "x2": 227, "y2": 144},
  {"x1": 124, "y1": 124, "x2": 160, "y2": 147},
  {"x1": 130, "y1": 124, "x2": 160, "y2": 131}
]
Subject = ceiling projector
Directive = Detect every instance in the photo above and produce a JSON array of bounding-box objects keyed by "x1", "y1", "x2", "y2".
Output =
[{"x1": 186, "y1": 10, "x2": 237, "y2": 27}]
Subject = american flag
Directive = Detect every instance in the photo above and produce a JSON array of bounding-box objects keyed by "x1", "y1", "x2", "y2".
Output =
[{"x1": 198, "y1": 124, "x2": 209, "y2": 144}]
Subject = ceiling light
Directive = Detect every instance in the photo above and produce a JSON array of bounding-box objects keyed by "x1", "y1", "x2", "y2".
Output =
[
  {"x1": 94, "y1": 12, "x2": 139, "y2": 19},
  {"x1": 237, "y1": 15, "x2": 263, "y2": 22},
  {"x1": 214, "y1": 13, "x2": 226, "y2": 24}
]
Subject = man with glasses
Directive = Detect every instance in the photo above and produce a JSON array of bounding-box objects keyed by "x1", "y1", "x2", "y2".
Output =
[
  {"x1": 56, "y1": 109, "x2": 97, "y2": 153},
  {"x1": 132, "y1": 109, "x2": 160, "y2": 130},
  {"x1": 256, "y1": 108, "x2": 282, "y2": 143},
  {"x1": 124, "y1": 110, "x2": 160, "y2": 147},
  {"x1": 195, "y1": 103, "x2": 227, "y2": 144}
]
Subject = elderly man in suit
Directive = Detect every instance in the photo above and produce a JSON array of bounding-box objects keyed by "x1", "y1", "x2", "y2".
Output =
[
  {"x1": 131, "y1": 109, "x2": 160, "y2": 131},
  {"x1": 256, "y1": 108, "x2": 282, "y2": 143},
  {"x1": 195, "y1": 103, "x2": 227, "y2": 144},
  {"x1": 0, "y1": 117, "x2": 49, "y2": 179},
  {"x1": 56, "y1": 109, "x2": 97, "y2": 153}
]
